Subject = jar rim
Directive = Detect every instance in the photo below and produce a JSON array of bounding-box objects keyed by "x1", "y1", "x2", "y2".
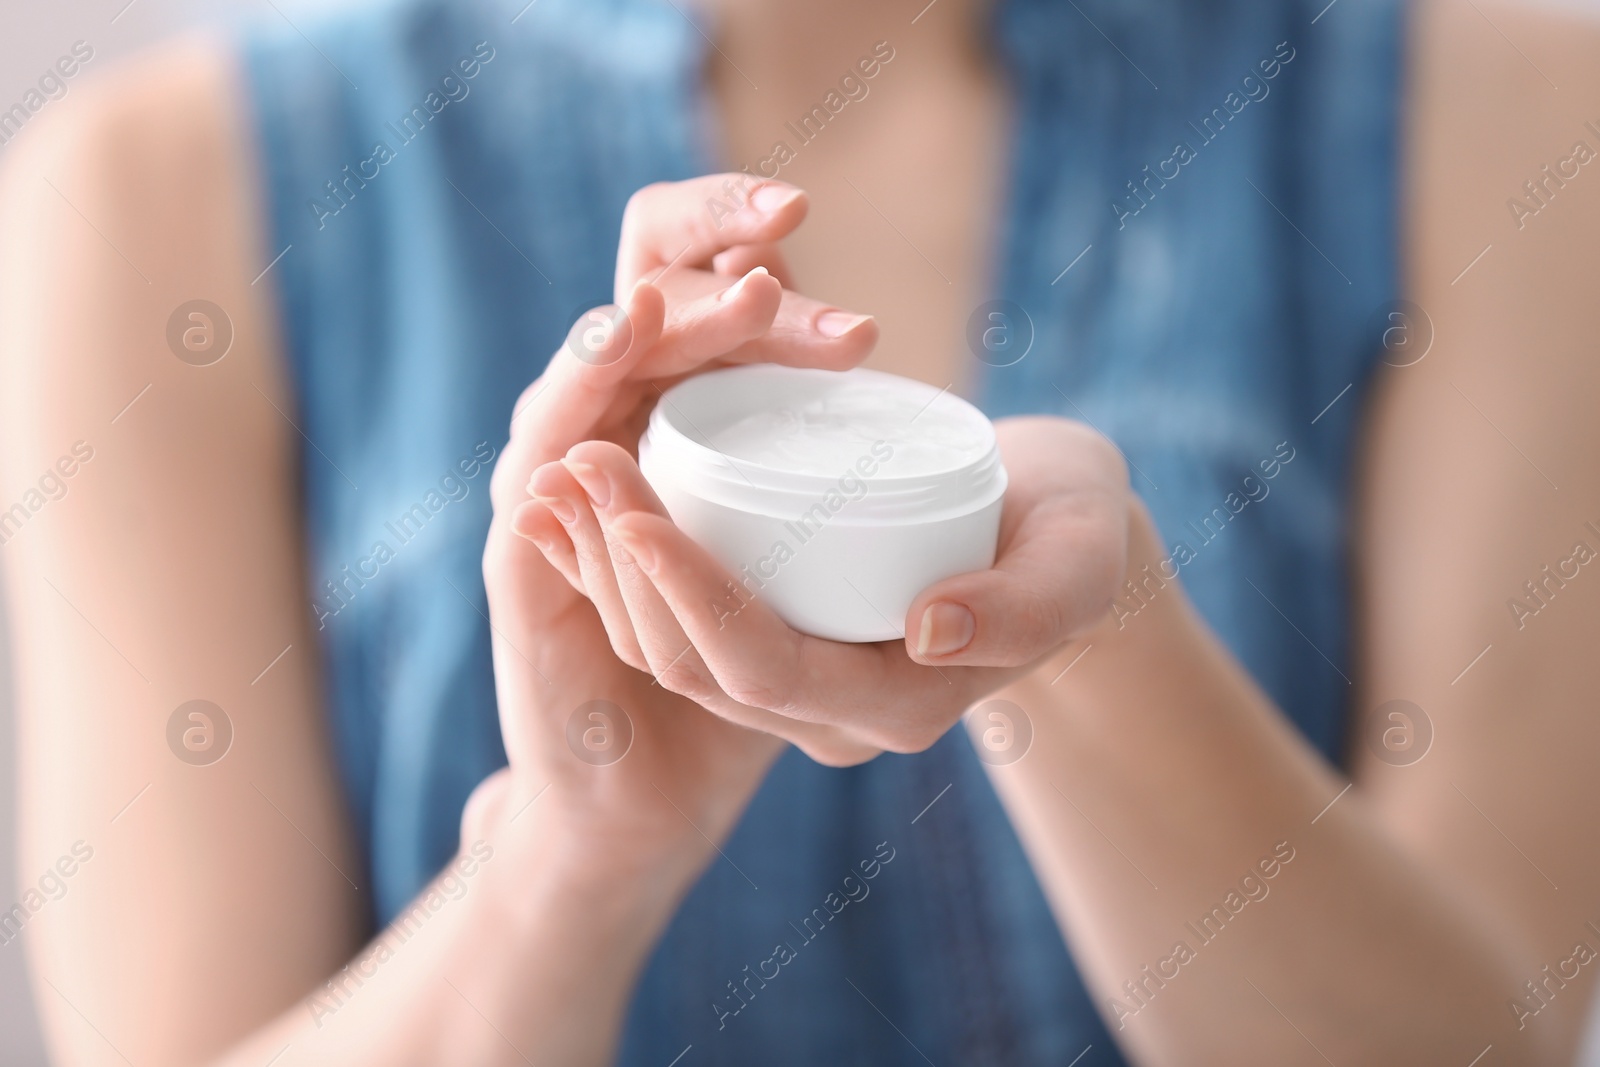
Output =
[{"x1": 641, "y1": 366, "x2": 1008, "y2": 523}]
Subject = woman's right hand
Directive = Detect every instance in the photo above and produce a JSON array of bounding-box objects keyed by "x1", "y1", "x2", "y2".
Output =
[{"x1": 473, "y1": 176, "x2": 881, "y2": 888}]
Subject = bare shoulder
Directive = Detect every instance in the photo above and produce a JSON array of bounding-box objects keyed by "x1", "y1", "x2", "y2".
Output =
[
  {"x1": 1362, "y1": 0, "x2": 1600, "y2": 726},
  {"x1": 1407, "y1": 0, "x2": 1600, "y2": 296},
  {"x1": 1370, "y1": 0, "x2": 1600, "y2": 695},
  {"x1": 0, "y1": 33, "x2": 288, "y2": 455}
]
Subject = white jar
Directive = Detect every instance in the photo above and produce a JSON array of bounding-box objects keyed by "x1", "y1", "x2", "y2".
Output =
[{"x1": 639, "y1": 365, "x2": 1007, "y2": 643}]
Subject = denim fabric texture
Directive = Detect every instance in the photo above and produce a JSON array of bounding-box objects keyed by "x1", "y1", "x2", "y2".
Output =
[{"x1": 242, "y1": 0, "x2": 1402, "y2": 1060}]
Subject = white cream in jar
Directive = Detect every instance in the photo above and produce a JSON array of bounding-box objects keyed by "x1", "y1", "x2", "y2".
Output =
[{"x1": 639, "y1": 365, "x2": 1007, "y2": 642}]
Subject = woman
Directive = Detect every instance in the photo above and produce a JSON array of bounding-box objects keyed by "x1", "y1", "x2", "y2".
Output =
[{"x1": 3, "y1": 0, "x2": 1598, "y2": 1063}]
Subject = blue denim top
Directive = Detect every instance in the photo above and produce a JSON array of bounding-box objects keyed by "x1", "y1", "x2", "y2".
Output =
[{"x1": 242, "y1": 0, "x2": 1402, "y2": 1061}]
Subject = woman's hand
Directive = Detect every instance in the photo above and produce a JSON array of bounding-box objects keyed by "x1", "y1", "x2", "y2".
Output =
[
  {"x1": 523, "y1": 415, "x2": 1132, "y2": 763},
  {"x1": 476, "y1": 175, "x2": 883, "y2": 878}
]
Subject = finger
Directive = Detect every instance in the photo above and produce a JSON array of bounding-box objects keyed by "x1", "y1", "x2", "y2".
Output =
[
  {"x1": 907, "y1": 420, "x2": 1132, "y2": 668},
  {"x1": 616, "y1": 176, "x2": 808, "y2": 295},
  {"x1": 460, "y1": 767, "x2": 514, "y2": 840},
  {"x1": 490, "y1": 282, "x2": 665, "y2": 514},
  {"x1": 647, "y1": 271, "x2": 878, "y2": 378},
  {"x1": 565, "y1": 442, "x2": 882, "y2": 767},
  {"x1": 494, "y1": 271, "x2": 877, "y2": 514},
  {"x1": 516, "y1": 265, "x2": 785, "y2": 469},
  {"x1": 712, "y1": 243, "x2": 795, "y2": 289},
  {"x1": 510, "y1": 500, "x2": 584, "y2": 595},
  {"x1": 906, "y1": 493, "x2": 1129, "y2": 670},
  {"x1": 527, "y1": 461, "x2": 648, "y2": 671},
  {"x1": 641, "y1": 265, "x2": 785, "y2": 376},
  {"x1": 607, "y1": 512, "x2": 1003, "y2": 753}
]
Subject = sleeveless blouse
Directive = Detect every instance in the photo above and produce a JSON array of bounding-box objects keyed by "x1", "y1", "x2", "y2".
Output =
[{"x1": 242, "y1": 0, "x2": 1403, "y2": 1061}]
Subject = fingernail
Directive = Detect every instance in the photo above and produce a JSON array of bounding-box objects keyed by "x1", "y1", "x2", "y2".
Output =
[
  {"x1": 816, "y1": 310, "x2": 872, "y2": 338},
  {"x1": 917, "y1": 602, "x2": 975, "y2": 658},
  {"x1": 510, "y1": 505, "x2": 547, "y2": 542},
  {"x1": 614, "y1": 528, "x2": 658, "y2": 574},
  {"x1": 751, "y1": 184, "x2": 802, "y2": 214},
  {"x1": 534, "y1": 494, "x2": 576, "y2": 524},
  {"x1": 564, "y1": 460, "x2": 611, "y2": 507},
  {"x1": 720, "y1": 265, "x2": 769, "y2": 302}
]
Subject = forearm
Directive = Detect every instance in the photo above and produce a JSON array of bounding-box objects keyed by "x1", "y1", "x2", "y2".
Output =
[
  {"x1": 981, "y1": 503, "x2": 1550, "y2": 1066},
  {"x1": 212, "y1": 801, "x2": 696, "y2": 1067}
]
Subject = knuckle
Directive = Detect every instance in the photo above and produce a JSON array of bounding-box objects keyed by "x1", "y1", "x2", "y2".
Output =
[
  {"x1": 718, "y1": 673, "x2": 786, "y2": 713},
  {"x1": 488, "y1": 460, "x2": 521, "y2": 517},
  {"x1": 460, "y1": 769, "x2": 512, "y2": 837},
  {"x1": 876, "y1": 733, "x2": 923, "y2": 756},
  {"x1": 657, "y1": 658, "x2": 717, "y2": 701},
  {"x1": 718, "y1": 641, "x2": 807, "y2": 714},
  {"x1": 611, "y1": 637, "x2": 651, "y2": 676},
  {"x1": 799, "y1": 735, "x2": 883, "y2": 768},
  {"x1": 570, "y1": 534, "x2": 607, "y2": 570},
  {"x1": 1016, "y1": 586, "x2": 1067, "y2": 657},
  {"x1": 605, "y1": 537, "x2": 633, "y2": 568},
  {"x1": 568, "y1": 437, "x2": 630, "y2": 470},
  {"x1": 726, "y1": 630, "x2": 812, "y2": 713},
  {"x1": 482, "y1": 530, "x2": 514, "y2": 585},
  {"x1": 1090, "y1": 433, "x2": 1132, "y2": 487},
  {"x1": 875, "y1": 719, "x2": 946, "y2": 755},
  {"x1": 1084, "y1": 579, "x2": 1122, "y2": 635},
  {"x1": 621, "y1": 182, "x2": 672, "y2": 236},
  {"x1": 510, "y1": 376, "x2": 545, "y2": 426}
]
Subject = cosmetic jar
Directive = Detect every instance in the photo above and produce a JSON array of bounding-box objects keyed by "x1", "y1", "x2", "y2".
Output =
[{"x1": 639, "y1": 365, "x2": 1007, "y2": 642}]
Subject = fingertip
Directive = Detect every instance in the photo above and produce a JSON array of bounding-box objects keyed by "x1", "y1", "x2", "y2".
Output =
[
  {"x1": 751, "y1": 181, "x2": 806, "y2": 213},
  {"x1": 747, "y1": 182, "x2": 810, "y2": 233},
  {"x1": 718, "y1": 264, "x2": 767, "y2": 300},
  {"x1": 716, "y1": 267, "x2": 784, "y2": 336},
  {"x1": 561, "y1": 457, "x2": 611, "y2": 509},
  {"x1": 722, "y1": 265, "x2": 783, "y2": 306},
  {"x1": 606, "y1": 513, "x2": 661, "y2": 573},
  {"x1": 558, "y1": 302, "x2": 643, "y2": 379},
  {"x1": 627, "y1": 277, "x2": 665, "y2": 318},
  {"x1": 712, "y1": 243, "x2": 797, "y2": 288},
  {"x1": 812, "y1": 312, "x2": 879, "y2": 371},
  {"x1": 607, "y1": 508, "x2": 665, "y2": 541},
  {"x1": 527, "y1": 460, "x2": 562, "y2": 496},
  {"x1": 906, "y1": 572, "x2": 1000, "y2": 664},
  {"x1": 624, "y1": 282, "x2": 665, "y2": 354},
  {"x1": 814, "y1": 311, "x2": 878, "y2": 366},
  {"x1": 565, "y1": 438, "x2": 634, "y2": 468},
  {"x1": 815, "y1": 310, "x2": 873, "y2": 339},
  {"x1": 908, "y1": 600, "x2": 977, "y2": 663},
  {"x1": 510, "y1": 499, "x2": 560, "y2": 544}
]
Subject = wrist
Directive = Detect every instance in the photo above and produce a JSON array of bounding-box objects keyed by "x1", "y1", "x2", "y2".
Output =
[
  {"x1": 1091, "y1": 495, "x2": 1198, "y2": 643},
  {"x1": 1017, "y1": 495, "x2": 1204, "y2": 697},
  {"x1": 400, "y1": 799, "x2": 698, "y2": 1067},
  {"x1": 481, "y1": 788, "x2": 708, "y2": 949}
]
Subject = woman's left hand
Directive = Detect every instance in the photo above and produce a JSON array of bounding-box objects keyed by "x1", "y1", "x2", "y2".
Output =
[{"x1": 530, "y1": 415, "x2": 1132, "y2": 760}]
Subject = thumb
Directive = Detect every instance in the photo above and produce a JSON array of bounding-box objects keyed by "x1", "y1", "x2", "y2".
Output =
[{"x1": 904, "y1": 503, "x2": 1127, "y2": 669}]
